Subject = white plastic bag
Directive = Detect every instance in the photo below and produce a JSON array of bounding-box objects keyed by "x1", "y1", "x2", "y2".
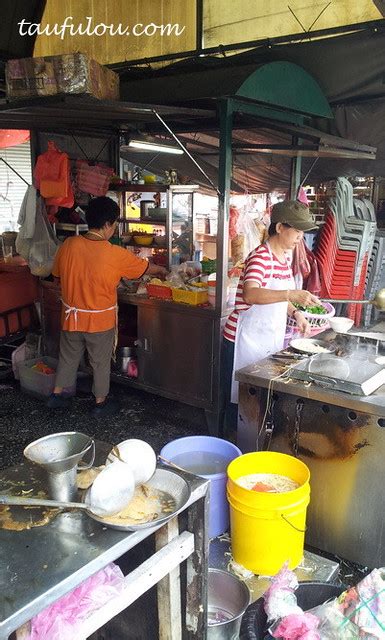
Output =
[{"x1": 17, "y1": 190, "x2": 59, "y2": 276}]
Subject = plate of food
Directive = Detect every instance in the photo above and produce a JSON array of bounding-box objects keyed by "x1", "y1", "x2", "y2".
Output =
[
  {"x1": 85, "y1": 467, "x2": 191, "y2": 531},
  {"x1": 289, "y1": 338, "x2": 335, "y2": 356}
]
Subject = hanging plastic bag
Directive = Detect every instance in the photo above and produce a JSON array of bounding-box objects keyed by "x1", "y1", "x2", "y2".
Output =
[
  {"x1": 34, "y1": 141, "x2": 74, "y2": 208},
  {"x1": 17, "y1": 563, "x2": 125, "y2": 640},
  {"x1": 76, "y1": 160, "x2": 114, "y2": 196},
  {"x1": 235, "y1": 207, "x2": 264, "y2": 260},
  {"x1": 17, "y1": 191, "x2": 60, "y2": 277},
  {"x1": 33, "y1": 140, "x2": 70, "y2": 198},
  {"x1": 28, "y1": 203, "x2": 59, "y2": 276},
  {"x1": 16, "y1": 186, "x2": 38, "y2": 259}
]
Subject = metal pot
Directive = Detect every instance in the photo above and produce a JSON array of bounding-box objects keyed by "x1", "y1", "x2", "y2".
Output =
[
  {"x1": 115, "y1": 346, "x2": 137, "y2": 374},
  {"x1": 207, "y1": 569, "x2": 250, "y2": 639}
]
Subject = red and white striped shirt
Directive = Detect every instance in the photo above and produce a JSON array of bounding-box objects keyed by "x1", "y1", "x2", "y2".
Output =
[{"x1": 223, "y1": 244, "x2": 293, "y2": 342}]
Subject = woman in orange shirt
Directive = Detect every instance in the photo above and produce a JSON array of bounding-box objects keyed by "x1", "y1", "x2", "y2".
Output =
[{"x1": 48, "y1": 196, "x2": 167, "y2": 416}]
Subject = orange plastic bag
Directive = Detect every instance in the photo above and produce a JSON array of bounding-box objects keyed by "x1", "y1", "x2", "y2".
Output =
[{"x1": 34, "y1": 141, "x2": 74, "y2": 207}]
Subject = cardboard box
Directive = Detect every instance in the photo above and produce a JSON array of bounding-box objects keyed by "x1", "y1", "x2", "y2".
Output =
[{"x1": 6, "y1": 53, "x2": 119, "y2": 100}]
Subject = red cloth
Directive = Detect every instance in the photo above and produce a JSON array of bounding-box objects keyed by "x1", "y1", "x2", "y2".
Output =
[
  {"x1": 303, "y1": 244, "x2": 321, "y2": 296},
  {"x1": 0, "y1": 129, "x2": 29, "y2": 148},
  {"x1": 292, "y1": 240, "x2": 310, "y2": 280}
]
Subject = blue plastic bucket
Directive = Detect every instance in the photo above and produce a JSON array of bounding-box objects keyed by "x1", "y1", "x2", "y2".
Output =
[{"x1": 160, "y1": 436, "x2": 242, "y2": 538}]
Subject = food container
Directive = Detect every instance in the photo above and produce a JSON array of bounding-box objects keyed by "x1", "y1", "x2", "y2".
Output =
[
  {"x1": 207, "y1": 569, "x2": 250, "y2": 639},
  {"x1": 287, "y1": 302, "x2": 335, "y2": 330},
  {"x1": 153, "y1": 235, "x2": 167, "y2": 247},
  {"x1": 121, "y1": 278, "x2": 141, "y2": 293},
  {"x1": 115, "y1": 347, "x2": 137, "y2": 374},
  {"x1": 121, "y1": 233, "x2": 132, "y2": 245},
  {"x1": 146, "y1": 283, "x2": 172, "y2": 300},
  {"x1": 171, "y1": 287, "x2": 208, "y2": 306},
  {"x1": 328, "y1": 317, "x2": 354, "y2": 333},
  {"x1": 133, "y1": 234, "x2": 154, "y2": 246},
  {"x1": 19, "y1": 357, "x2": 75, "y2": 398},
  {"x1": 1, "y1": 231, "x2": 17, "y2": 261}
]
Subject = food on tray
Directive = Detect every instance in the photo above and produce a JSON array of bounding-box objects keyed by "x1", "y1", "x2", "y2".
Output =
[
  {"x1": 293, "y1": 339, "x2": 330, "y2": 354},
  {"x1": 149, "y1": 278, "x2": 169, "y2": 286},
  {"x1": 293, "y1": 303, "x2": 327, "y2": 315},
  {"x1": 101, "y1": 484, "x2": 176, "y2": 525},
  {"x1": 236, "y1": 473, "x2": 299, "y2": 493}
]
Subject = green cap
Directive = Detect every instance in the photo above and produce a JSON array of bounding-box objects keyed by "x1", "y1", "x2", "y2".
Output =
[{"x1": 271, "y1": 200, "x2": 318, "y2": 232}]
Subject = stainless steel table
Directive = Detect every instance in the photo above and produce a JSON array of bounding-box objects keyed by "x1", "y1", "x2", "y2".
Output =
[
  {"x1": 235, "y1": 330, "x2": 385, "y2": 569},
  {"x1": 0, "y1": 459, "x2": 209, "y2": 640}
]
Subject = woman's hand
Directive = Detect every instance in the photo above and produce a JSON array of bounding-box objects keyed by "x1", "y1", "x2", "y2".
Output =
[
  {"x1": 294, "y1": 311, "x2": 311, "y2": 337},
  {"x1": 288, "y1": 289, "x2": 321, "y2": 308}
]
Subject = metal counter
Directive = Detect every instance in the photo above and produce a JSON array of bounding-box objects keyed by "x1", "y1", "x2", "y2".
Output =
[
  {"x1": 116, "y1": 293, "x2": 227, "y2": 433},
  {"x1": 235, "y1": 332, "x2": 385, "y2": 569},
  {"x1": 0, "y1": 457, "x2": 209, "y2": 639},
  {"x1": 118, "y1": 292, "x2": 220, "y2": 318}
]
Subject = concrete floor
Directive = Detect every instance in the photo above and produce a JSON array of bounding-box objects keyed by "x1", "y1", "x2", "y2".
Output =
[{"x1": 0, "y1": 377, "x2": 208, "y2": 471}]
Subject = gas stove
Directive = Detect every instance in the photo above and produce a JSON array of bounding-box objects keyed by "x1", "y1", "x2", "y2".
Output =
[{"x1": 287, "y1": 332, "x2": 385, "y2": 395}]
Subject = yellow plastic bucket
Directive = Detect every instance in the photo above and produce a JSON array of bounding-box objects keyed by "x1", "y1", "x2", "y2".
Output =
[{"x1": 227, "y1": 451, "x2": 310, "y2": 575}]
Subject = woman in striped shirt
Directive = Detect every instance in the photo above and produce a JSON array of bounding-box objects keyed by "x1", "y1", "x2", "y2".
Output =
[{"x1": 221, "y1": 200, "x2": 321, "y2": 435}]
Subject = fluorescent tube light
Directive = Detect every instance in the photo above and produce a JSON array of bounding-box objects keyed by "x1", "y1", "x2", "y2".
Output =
[{"x1": 127, "y1": 139, "x2": 183, "y2": 155}]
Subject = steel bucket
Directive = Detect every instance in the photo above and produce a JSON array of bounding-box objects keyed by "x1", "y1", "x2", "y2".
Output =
[
  {"x1": 115, "y1": 346, "x2": 137, "y2": 374},
  {"x1": 24, "y1": 432, "x2": 95, "y2": 501},
  {"x1": 208, "y1": 569, "x2": 250, "y2": 639}
]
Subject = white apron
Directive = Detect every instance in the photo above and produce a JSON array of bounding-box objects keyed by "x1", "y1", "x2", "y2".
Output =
[
  {"x1": 62, "y1": 301, "x2": 117, "y2": 328},
  {"x1": 62, "y1": 300, "x2": 119, "y2": 357},
  {"x1": 230, "y1": 243, "x2": 295, "y2": 403}
]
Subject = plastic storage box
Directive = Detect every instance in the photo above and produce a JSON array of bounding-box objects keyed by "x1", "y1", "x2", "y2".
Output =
[
  {"x1": 171, "y1": 287, "x2": 208, "y2": 306},
  {"x1": 146, "y1": 284, "x2": 172, "y2": 300},
  {"x1": 19, "y1": 357, "x2": 75, "y2": 399}
]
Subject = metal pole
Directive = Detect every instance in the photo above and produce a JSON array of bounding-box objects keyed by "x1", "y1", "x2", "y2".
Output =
[
  {"x1": 217, "y1": 99, "x2": 233, "y2": 316},
  {"x1": 289, "y1": 136, "x2": 302, "y2": 198},
  {"x1": 196, "y1": 0, "x2": 204, "y2": 51}
]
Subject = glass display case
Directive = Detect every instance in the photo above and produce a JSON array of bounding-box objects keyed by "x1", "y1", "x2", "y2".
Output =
[{"x1": 113, "y1": 184, "x2": 199, "y2": 269}]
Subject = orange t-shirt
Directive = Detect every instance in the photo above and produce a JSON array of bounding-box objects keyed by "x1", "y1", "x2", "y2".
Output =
[{"x1": 52, "y1": 236, "x2": 148, "y2": 332}]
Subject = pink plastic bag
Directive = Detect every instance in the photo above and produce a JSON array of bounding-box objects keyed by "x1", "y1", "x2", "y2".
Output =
[
  {"x1": 76, "y1": 160, "x2": 114, "y2": 196},
  {"x1": 25, "y1": 563, "x2": 124, "y2": 640}
]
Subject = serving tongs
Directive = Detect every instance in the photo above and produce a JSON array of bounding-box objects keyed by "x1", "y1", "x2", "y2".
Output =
[{"x1": 322, "y1": 288, "x2": 385, "y2": 311}]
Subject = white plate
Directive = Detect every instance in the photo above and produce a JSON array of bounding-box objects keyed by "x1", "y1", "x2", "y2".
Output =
[{"x1": 290, "y1": 338, "x2": 335, "y2": 356}]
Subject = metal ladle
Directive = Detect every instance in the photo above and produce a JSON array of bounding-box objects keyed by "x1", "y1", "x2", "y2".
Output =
[
  {"x1": 0, "y1": 461, "x2": 135, "y2": 517},
  {"x1": 322, "y1": 288, "x2": 385, "y2": 311}
]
